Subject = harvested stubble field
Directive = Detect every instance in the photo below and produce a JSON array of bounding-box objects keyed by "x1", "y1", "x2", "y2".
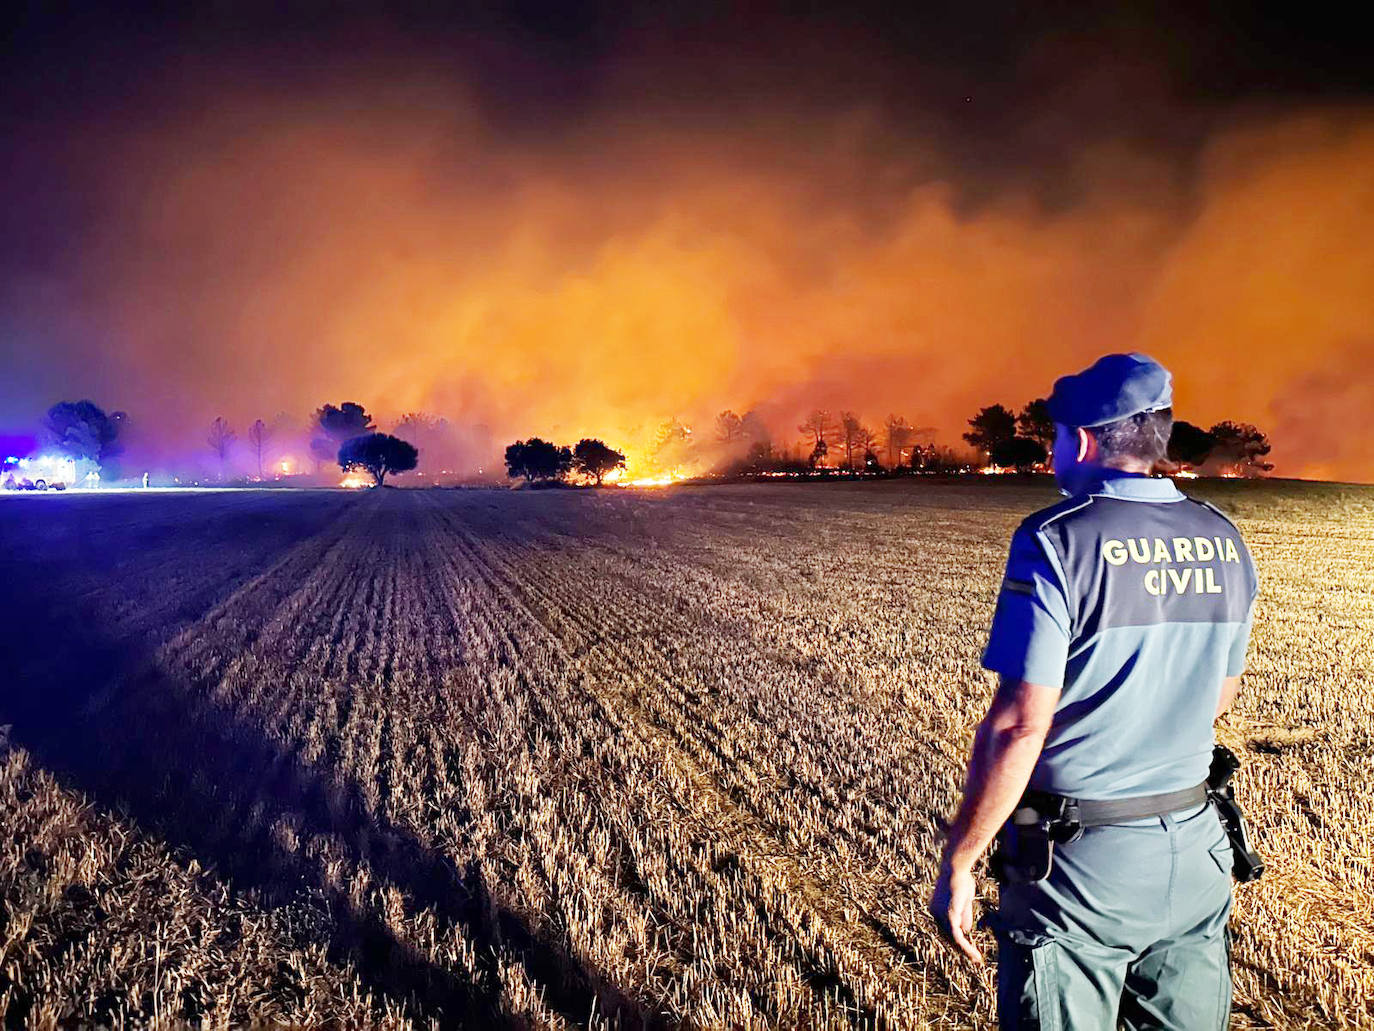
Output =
[{"x1": 0, "y1": 479, "x2": 1370, "y2": 1030}]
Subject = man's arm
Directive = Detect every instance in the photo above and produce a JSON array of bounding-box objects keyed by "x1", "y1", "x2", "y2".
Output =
[
  {"x1": 929, "y1": 676, "x2": 1060, "y2": 965},
  {"x1": 1216, "y1": 674, "x2": 1241, "y2": 719}
]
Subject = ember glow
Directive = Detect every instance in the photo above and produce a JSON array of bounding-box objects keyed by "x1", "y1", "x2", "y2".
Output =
[
  {"x1": 618, "y1": 472, "x2": 690, "y2": 489},
  {"x1": 1, "y1": 7, "x2": 1370, "y2": 482}
]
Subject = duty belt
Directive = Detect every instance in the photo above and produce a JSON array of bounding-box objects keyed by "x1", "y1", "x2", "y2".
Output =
[
  {"x1": 995, "y1": 782, "x2": 1211, "y2": 883},
  {"x1": 995, "y1": 748, "x2": 1263, "y2": 885},
  {"x1": 1070, "y1": 783, "x2": 1208, "y2": 827}
]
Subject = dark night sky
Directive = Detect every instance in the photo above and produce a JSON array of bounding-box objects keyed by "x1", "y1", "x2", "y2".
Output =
[
  {"x1": 7, "y1": 3, "x2": 1368, "y2": 120},
  {"x1": 1, "y1": 2, "x2": 1371, "y2": 479}
]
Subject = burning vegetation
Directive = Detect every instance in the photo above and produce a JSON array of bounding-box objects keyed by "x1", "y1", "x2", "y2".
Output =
[{"x1": 6, "y1": 389, "x2": 1276, "y2": 493}]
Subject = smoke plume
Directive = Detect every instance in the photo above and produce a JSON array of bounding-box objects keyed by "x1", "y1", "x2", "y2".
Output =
[{"x1": 2, "y1": 56, "x2": 1370, "y2": 480}]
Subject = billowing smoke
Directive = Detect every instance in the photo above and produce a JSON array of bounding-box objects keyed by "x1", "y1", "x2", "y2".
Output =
[{"x1": 2, "y1": 59, "x2": 1370, "y2": 480}]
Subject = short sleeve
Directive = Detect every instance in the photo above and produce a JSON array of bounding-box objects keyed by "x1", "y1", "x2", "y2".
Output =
[{"x1": 981, "y1": 524, "x2": 1073, "y2": 688}]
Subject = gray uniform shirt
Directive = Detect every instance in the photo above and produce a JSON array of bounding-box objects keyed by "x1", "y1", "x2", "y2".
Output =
[{"x1": 981, "y1": 472, "x2": 1258, "y2": 800}]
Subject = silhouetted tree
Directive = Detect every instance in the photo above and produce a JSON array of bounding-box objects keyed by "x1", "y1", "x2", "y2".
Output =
[
  {"x1": 991, "y1": 436, "x2": 1048, "y2": 472},
  {"x1": 650, "y1": 418, "x2": 695, "y2": 470},
  {"x1": 839, "y1": 411, "x2": 870, "y2": 473},
  {"x1": 715, "y1": 411, "x2": 744, "y2": 443},
  {"x1": 1208, "y1": 422, "x2": 1273, "y2": 475},
  {"x1": 798, "y1": 410, "x2": 836, "y2": 454},
  {"x1": 1017, "y1": 399, "x2": 1055, "y2": 453},
  {"x1": 1168, "y1": 420, "x2": 1216, "y2": 469},
  {"x1": 505, "y1": 438, "x2": 573, "y2": 484},
  {"x1": 859, "y1": 426, "x2": 880, "y2": 466},
  {"x1": 573, "y1": 438, "x2": 626, "y2": 486},
  {"x1": 807, "y1": 438, "x2": 829, "y2": 470},
  {"x1": 207, "y1": 417, "x2": 236, "y2": 481},
  {"x1": 883, "y1": 415, "x2": 914, "y2": 468},
  {"x1": 315, "y1": 402, "x2": 375, "y2": 441},
  {"x1": 964, "y1": 404, "x2": 1017, "y2": 458},
  {"x1": 338, "y1": 432, "x2": 418, "y2": 487},
  {"x1": 312, "y1": 402, "x2": 374, "y2": 470},
  {"x1": 45, "y1": 400, "x2": 126, "y2": 477},
  {"x1": 653, "y1": 419, "x2": 691, "y2": 449},
  {"x1": 247, "y1": 419, "x2": 270, "y2": 479},
  {"x1": 312, "y1": 404, "x2": 370, "y2": 471}
]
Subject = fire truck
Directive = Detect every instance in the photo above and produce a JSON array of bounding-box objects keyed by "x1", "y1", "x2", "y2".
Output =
[{"x1": 2, "y1": 454, "x2": 76, "y2": 491}]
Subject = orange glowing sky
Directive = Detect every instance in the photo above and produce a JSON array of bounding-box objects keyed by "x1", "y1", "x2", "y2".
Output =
[{"x1": 1, "y1": 14, "x2": 1371, "y2": 481}]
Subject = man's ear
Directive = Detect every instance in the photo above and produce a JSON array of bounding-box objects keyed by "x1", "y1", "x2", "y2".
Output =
[{"x1": 1076, "y1": 427, "x2": 1093, "y2": 463}]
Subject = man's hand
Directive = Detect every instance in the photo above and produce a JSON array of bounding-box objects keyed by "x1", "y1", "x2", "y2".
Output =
[
  {"x1": 929, "y1": 862, "x2": 984, "y2": 966},
  {"x1": 928, "y1": 677, "x2": 1057, "y2": 968}
]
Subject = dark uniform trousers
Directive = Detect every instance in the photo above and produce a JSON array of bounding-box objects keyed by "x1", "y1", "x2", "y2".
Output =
[{"x1": 994, "y1": 802, "x2": 1233, "y2": 1030}]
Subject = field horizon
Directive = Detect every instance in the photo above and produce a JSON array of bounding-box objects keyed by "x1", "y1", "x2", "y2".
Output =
[{"x1": 2, "y1": 479, "x2": 1370, "y2": 1029}]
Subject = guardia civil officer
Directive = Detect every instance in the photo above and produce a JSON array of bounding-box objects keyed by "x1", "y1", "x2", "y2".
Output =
[{"x1": 929, "y1": 353, "x2": 1259, "y2": 1028}]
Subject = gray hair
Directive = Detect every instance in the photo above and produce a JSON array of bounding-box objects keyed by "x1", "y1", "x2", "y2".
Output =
[{"x1": 1093, "y1": 407, "x2": 1173, "y2": 465}]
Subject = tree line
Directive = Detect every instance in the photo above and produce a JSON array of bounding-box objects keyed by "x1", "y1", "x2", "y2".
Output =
[
  {"x1": 500, "y1": 397, "x2": 1276, "y2": 487},
  {"x1": 702, "y1": 409, "x2": 954, "y2": 478},
  {"x1": 962, "y1": 400, "x2": 1273, "y2": 475},
  {"x1": 34, "y1": 395, "x2": 1275, "y2": 488},
  {"x1": 39, "y1": 399, "x2": 420, "y2": 487},
  {"x1": 504, "y1": 438, "x2": 626, "y2": 486}
]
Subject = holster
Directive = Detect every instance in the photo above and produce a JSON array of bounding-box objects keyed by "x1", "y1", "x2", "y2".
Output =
[
  {"x1": 1207, "y1": 745, "x2": 1266, "y2": 882},
  {"x1": 989, "y1": 791, "x2": 1082, "y2": 884}
]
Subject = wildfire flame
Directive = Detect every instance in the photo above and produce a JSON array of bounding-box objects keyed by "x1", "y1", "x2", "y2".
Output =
[
  {"x1": 617, "y1": 470, "x2": 689, "y2": 488},
  {"x1": 339, "y1": 472, "x2": 372, "y2": 489}
]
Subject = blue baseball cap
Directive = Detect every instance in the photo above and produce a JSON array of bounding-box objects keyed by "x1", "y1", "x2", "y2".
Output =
[{"x1": 1048, "y1": 353, "x2": 1173, "y2": 428}]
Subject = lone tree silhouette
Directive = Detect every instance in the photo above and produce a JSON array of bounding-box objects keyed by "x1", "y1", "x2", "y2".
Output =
[
  {"x1": 247, "y1": 419, "x2": 271, "y2": 480},
  {"x1": 505, "y1": 438, "x2": 573, "y2": 484},
  {"x1": 572, "y1": 439, "x2": 626, "y2": 486},
  {"x1": 207, "y1": 417, "x2": 236, "y2": 481},
  {"x1": 338, "y1": 433, "x2": 418, "y2": 486},
  {"x1": 964, "y1": 404, "x2": 1017, "y2": 458}
]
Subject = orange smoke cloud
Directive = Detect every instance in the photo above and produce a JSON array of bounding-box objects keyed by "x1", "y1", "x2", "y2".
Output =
[{"x1": 24, "y1": 83, "x2": 1374, "y2": 480}]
